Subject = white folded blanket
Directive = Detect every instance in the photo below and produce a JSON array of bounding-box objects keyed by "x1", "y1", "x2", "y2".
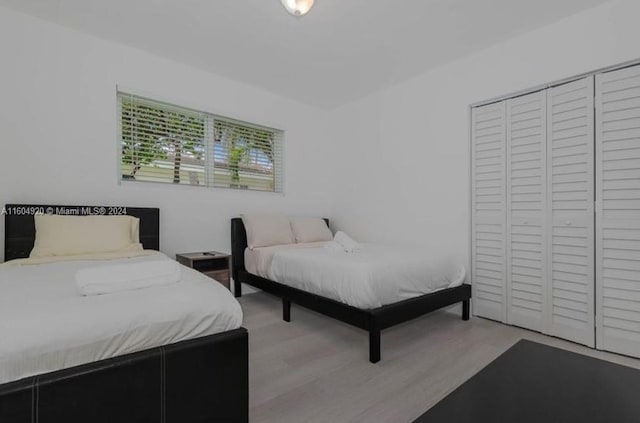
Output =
[
  {"x1": 333, "y1": 231, "x2": 362, "y2": 253},
  {"x1": 76, "y1": 260, "x2": 182, "y2": 296}
]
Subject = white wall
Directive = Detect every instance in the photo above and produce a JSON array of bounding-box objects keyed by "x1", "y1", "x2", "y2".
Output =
[
  {"x1": 2, "y1": 0, "x2": 640, "y2": 270},
  {"x1": 0, "y1": 6, "x2": 332, "y2": 260},
  {"x1": 327, "y1": 0, "x2": 640, "y2": 268}
]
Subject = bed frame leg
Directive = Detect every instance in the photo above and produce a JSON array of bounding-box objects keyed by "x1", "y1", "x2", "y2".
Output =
[
  {"x1": 462, "y1": 299, "x2": 470, "y2": 321},
  {"x1": 234, "y1": 279, "x2": 242, "y2": 298},
  {"x1": 369, "y1": 330, "x2": 381, "y2": 363},
  {"x1": 283, "y1": 299, "x2": 291, "y2": 322}
]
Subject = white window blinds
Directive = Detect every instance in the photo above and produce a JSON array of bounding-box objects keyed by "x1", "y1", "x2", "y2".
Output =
[
  {"x1": 213, "y1": 118, "x2": 283, "y2": 192},
  {"x1": 118, "y1": 92, "x2": 284, "y2": 192}
]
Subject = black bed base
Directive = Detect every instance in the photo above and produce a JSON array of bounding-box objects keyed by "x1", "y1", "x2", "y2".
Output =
[
  {"x1": 236, "y1": 271, "x2": 470, "y2": 363},
  {"x1": 0, "y1": 328, "x2": 249, "y2": 423}
]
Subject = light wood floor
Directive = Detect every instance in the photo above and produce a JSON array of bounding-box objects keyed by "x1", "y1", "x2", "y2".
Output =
[{"x1": 239, "y1": 292, "x2": 640, "y2": 423}]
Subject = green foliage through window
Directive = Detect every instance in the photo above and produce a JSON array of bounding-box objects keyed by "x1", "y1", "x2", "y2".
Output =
[{"x1": 119, "y1": 93, "x2": 283, "y2": 192}]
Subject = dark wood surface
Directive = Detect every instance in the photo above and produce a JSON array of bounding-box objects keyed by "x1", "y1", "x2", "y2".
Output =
[
  {"x1": 176, "y1": 251, "x2": 231, "y2": 289},
  {"x1": 176, "y1": 251, "x2": 229, "y2": 261},
  {"x1": 414, "y1": 339, "x2": 640, "y2": 423}
]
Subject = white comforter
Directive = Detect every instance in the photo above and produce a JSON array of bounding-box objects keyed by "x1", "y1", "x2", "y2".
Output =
[
  {"x1": 247, "y1": 244, "x2": 466, "y2": 309},
  {"x1": 0, "y1": 251, "x2": 242, "y2": 385}
]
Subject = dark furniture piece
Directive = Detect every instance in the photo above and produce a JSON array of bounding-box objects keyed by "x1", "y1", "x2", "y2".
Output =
[
  {"x1": 1, "y1": 205, "x2": 249, "y2": 423},
  {"x1": 414, "y1": 339, "x2": 640, "y2": 423},
  {"x1": 231, "y1": 217, "x2": 471, "y2": 363},
  {"x1": 0, "y1": 329, "x2": 248, "y2": 423},
  {"x1": 176, "y1": 251, "x2": 231, "y2": 290}
]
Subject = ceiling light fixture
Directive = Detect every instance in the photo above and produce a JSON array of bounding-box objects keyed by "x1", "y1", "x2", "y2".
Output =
[{"x1": 280, "y1": 0, "x2": 315, "y2": 17}]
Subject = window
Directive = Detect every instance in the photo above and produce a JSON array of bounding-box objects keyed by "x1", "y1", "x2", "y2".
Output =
[{"x1": 118, "y1": 92, "x2": 284, "y2": 192}]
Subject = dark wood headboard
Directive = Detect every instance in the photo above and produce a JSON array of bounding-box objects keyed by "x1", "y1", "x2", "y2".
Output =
[
  {"x1": 3, "y1": 204, "x2": 160, "y2": 261},
  {"x1": 230, "y1": 217, "x2": 329, "y2": 281}
]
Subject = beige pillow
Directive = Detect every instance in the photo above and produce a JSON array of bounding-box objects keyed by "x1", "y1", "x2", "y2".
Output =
[
  {"x1": 130, "y1": 217, "x2": 140, "y2": 243},
  {"x1": 290, "y1": 217, "x2": 332, "y2": 243},
  {"x1": 241, "y1": 214, "x2": 295, "y2": 250},
  {"x1": 30, "y1": 215, "x2": 143, "y2": 258}
]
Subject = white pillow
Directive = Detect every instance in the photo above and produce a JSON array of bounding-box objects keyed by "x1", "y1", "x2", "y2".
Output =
[
  {"x1": 241, "y1": 214, "x2": 295, "y2": 250},
  {"x1": 290, "y1": 217, "x2": 332, "y2": 243},
  {"x1": 30, "y1": 215, "x2": 143, "y2": 258}
]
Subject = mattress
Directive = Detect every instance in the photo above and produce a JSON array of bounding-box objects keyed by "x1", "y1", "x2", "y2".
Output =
[
  {"x1": 245, "y1": 243, "x2": 466, "y2": 309},
  {"x1": 244, "y1": 241, "x2": 328, "y2": 276},
  {"x1": 0, "y1": 251, "x2": 243, "y2": 385}
]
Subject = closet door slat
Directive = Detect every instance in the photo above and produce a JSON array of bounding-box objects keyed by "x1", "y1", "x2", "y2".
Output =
[
  {"x1": 546, "y1": 76, "x2": 595, "y2": 347},
  {"x1": 472, "y1": 102, "x2": 507, "y2": 322},
  {"x1": 596, "y1": 65, "x2": 640, "y2": 358},
  {"x1": 506, "y1": 91, "x2": 547, "y2": 331}
]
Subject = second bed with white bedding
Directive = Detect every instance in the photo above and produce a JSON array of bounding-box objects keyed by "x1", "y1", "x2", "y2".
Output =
[
  {"x1": 245, "y1": 243, "x2": 466, "y2": 309},
  {"x1": 0, "y1": 251, "x2": 242, "y2": 385}
]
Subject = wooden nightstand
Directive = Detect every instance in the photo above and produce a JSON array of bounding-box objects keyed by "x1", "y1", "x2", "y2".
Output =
[{"x1": 176, "y1": 251, "x2": 231, "y2": 290}]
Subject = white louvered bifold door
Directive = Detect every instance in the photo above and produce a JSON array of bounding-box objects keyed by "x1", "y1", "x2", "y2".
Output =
[
  {"x1": 471, "y1": 101, "x2": 507, "y2": 322},
  {"x1": 595, "y1": 65, "x2": 640, "y2": 358},
  {"x1": 546, "y1": 76, "x2": 595, "y2": 347},
  {"x1": 506, "y1": 91, "x2": 547, "y2": 331}
]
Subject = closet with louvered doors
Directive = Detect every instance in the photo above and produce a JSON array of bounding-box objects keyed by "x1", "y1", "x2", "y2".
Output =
[
  {"x1": 471, "y1": 77, "x2": 596, "y2": 347},
  {"x1": 595, "y1": 65, "x2": 640, "y2": 358},
  {"x1": 472, "y1": 64, "x2": 640, "y2": 358},
  {"x1": 506, "y1": 91, "x2": 547, "y2": 332},
  {"x1": 546, "y1": 76, "x2": 595, "y2": 347},
  {"x1": 471, "y1": 101, "x2": 508, "y2": 323}
]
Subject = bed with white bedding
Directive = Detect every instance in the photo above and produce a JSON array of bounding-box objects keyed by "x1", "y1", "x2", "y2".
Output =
[
  {"x1": 1, "y1": 205, "x2": 248, "y2": 423},
  {"x1": 245, "y1": 243, "x2": 466, "y2": 309},
  {"x1": 231, "y1": 217, "x2": 471, "y2": 363},
  {"x1": 0, "y1": 251, "x2": 242, "y2": 385}
]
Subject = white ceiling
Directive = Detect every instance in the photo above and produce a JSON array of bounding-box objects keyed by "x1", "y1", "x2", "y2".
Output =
[{"x1": 0, "y1": 0, "x2": 609, "y2": 108}]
